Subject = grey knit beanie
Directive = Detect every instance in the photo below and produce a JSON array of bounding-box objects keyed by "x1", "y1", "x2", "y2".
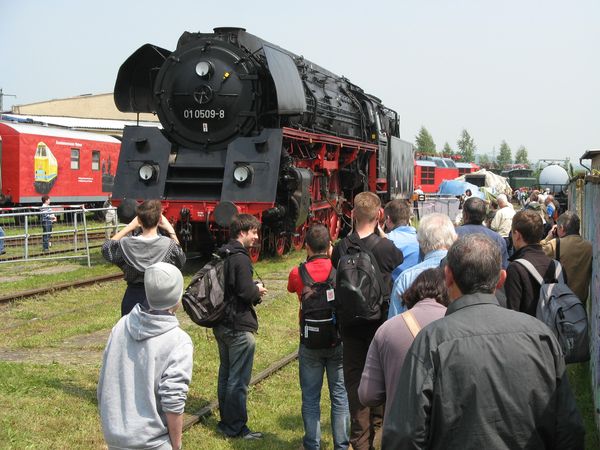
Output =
[{"x1": 144, "y1": 262, "x2": 183, "y2": 311}]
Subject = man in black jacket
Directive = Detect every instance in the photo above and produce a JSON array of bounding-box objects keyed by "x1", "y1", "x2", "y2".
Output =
[
  {"x1": 505, "y1": 209, "x2": 555, "y2": 316},
  {"x1": 382, "y1": 234, "x2": 584, "y2": 449},
  {"x1": 331, "y1": 191, "x2": 404, "y2": 450},
  {"x1": 213, "y1": 214, "x2": 267, "y2": 440}
]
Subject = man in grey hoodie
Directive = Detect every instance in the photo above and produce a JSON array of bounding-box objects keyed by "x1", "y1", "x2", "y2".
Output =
[{"x1": 98, "y1": 262, "x2": 193, "y2": 450}]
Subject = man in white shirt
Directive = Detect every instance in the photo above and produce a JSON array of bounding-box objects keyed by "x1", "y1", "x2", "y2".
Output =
[{"x1": 490, "y1": 194, "x2": 515, "y2": 254}]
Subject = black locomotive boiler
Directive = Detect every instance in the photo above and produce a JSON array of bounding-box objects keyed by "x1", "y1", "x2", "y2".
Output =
[{"x1": 112, "y1": 27, "x2": 414, "y2": 259}]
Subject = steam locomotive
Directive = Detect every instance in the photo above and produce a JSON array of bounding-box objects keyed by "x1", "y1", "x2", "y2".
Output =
[{"x1": 112, "y1": 27, "x2": 414, "y2": 259}]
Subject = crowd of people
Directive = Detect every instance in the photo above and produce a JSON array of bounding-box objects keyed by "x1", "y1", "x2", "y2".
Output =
[{"x1": 96, "y1": 192, "x2": 592, "y2": 450}]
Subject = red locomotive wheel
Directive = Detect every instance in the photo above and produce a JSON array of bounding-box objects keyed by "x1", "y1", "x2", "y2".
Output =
[
  {"x1": 292, "y1": 225, "x2": 306, "y2": 251},
  {"x1": 328, "y1": 210, "x2": 340, "y2": 241},
  {"x1": 249, "y1": 245, "x2": 261, "y2": 263},
  {"x1": 275, "y1": 235, "x2": 287, "y2": 257}
]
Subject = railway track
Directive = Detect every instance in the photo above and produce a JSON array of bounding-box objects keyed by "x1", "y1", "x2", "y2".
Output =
[
  {"x1": 0, "y1": 272, "x2": 123, "y2": 304},
  {"x1": 182, "y1": 351, "x2": 299, "y2": 431}
]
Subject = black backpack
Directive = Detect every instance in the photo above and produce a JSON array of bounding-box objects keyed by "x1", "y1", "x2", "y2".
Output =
[
  {"x1": 298, "y1": 262, "x2": 340, "y2": 349},
  {"x1": 515, "y1": 258, "x2": 590, "y2": 364},
  {"x1": 335, "y1": 234, "x2": 389, "y2": 326},
  {"x1": 182, "y1": 252, "x2": 230, "y2": 328}
]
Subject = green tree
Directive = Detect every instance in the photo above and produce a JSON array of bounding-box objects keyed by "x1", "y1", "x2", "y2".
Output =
[
  {"x1": 478, "y1": 154, "x2": 491, "y2": 166},
  {"x1": 457, "y1": 129, "x2": 476, "y2": 162},
  {"x1": 442, "y1": 142, "x2": 453, "y2": 156},
  {"x1": 415, "y1": 126, "x2": 436, "y2": 155},
  {"x1": 497, "y1": 140, "x2": 512, "y2": 169},
  {"x1": 514, "y1": 145, "x2": 529, "y2": 165}
]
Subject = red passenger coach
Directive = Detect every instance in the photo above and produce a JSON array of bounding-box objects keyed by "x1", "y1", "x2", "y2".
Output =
[
  {"x1": 0, "y1": 121, "x2": 121, "y2": 206},
  {"x1": 414, "y1": 157, "x2": 479, "y2": 193}
]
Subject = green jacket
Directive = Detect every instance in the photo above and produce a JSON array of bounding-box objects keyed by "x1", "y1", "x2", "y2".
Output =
[{"x1": 541, "y1": 234, "x2": 593, "y2": 302}]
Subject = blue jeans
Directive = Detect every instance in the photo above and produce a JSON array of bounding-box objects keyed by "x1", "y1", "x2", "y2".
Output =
[
  {"x1": 42, "y1": 222, "x2": 52, "y2": 250},
  {"x1": 0, "y1": 226, "x2": 5, "y2": 253},
  {"x1": 299, "y1": 343, "x2": 350, "y2": 450},
  {"x1": 213, "y1": 324, "x2": 256, "y2": 437}
]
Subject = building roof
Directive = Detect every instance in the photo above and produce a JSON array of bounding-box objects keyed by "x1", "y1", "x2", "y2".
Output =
[
  {"x1": 580, "y1": 149, "x2": 600, "y2": 160},
  {"x1": 0, "y1": 113, "x2": 160, "y2": 133},
  {"x1": 0, "y1": 120, "x2": 121, "y2": 143}
]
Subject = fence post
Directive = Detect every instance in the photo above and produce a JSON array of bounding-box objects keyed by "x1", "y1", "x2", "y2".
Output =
[
  {"x1": 24, "y1": 215, "x2": 29, "y2": 260},
  {"x1": 82, "y1": 209, "x2": 91, "y2": 268},
  {"x1": 73, "y1": 210, "x2": 79, "y2": 252}
]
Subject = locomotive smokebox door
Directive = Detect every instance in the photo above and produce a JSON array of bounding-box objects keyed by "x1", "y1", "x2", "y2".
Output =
[{"x1": 221, "y1": 129, "x2": 282, "y2": 204}]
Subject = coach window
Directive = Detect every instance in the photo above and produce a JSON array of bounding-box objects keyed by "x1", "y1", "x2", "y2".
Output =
[
  {"x1": 92, "y1": 151, "x2": 100, "y2": 171},
  {"x1": 71, "y1": 149, "x2": 80, "y2": 170},
  {"x1": 421, "y1": 166, "x2": 435, "y2": 185}
]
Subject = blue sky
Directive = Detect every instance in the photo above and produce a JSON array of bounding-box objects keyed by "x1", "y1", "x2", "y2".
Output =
[{"x1": 1, "y1": 0, "x2": 598, "y2": 163}]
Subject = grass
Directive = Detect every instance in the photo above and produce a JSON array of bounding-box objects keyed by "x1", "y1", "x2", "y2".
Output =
[
  {"x1": 568, "y1": 362, "x2": 600, "y2": 449},
  {"x1": 0, "y1": 248, "x2": 598, "y2": 449},
  {"x1": 0, "y1": 248, "x2": 331, "y2": 449}
]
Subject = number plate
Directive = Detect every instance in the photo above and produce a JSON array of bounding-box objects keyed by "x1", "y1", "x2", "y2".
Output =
[{"x1": 183, "y1": 109, "x2": 225, "y2": 119}]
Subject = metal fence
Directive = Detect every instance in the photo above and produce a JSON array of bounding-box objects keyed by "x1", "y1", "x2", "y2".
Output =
[
  {"x1": 0, "y1": 206, "x2": 119, "y2": 267},
  {"x1": 568, "y1": 175, "x2": 600, "y2": 431}
]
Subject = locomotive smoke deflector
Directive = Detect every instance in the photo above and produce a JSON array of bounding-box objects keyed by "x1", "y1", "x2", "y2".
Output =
[
  {"x1": 262, "y1": 45, "x2": 307, "y2": 115},
  {"x1": 114, "y1": 44, "x2": 172, "y2": 113}
]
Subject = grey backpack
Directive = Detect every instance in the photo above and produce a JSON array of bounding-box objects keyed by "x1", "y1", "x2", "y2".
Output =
[
  {"x1": 182, "y1": 253, "x2": 229, "y2": 328},
  {"x1": 515, "y1": 259, "x2": 589, "y2": 364}
]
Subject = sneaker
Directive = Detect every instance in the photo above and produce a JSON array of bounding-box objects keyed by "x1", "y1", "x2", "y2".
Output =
[{"x1": 241, "y1": 430, "x2": 263, "y2": 440}]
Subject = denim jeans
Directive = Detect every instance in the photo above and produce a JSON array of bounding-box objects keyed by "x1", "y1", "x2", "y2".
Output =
[
  {"x1": 213, "y1": 324, "x2": 256, "y2": 437},
  {"x1": 0, "y1": 226, "x2": 5, "y2": 253},
  {"x1": 42, "y1": 222, "x2": 52, "y2": 250},
  {"x1": 299, "y1": 343, "x2": 350, "y2": 450}
]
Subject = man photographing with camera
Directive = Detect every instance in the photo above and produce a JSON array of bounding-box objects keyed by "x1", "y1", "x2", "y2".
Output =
[{"x1": 213, "y1": 214, "x2": 267, "y2": 440}]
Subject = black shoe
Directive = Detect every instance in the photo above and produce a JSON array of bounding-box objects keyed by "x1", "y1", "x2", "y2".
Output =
[
  {"x1": 0, "y1": 250, "x2": 5, "y2": 255},
  {"x1": 241, "y1": 430, "x2": 263, "y2": 440}
]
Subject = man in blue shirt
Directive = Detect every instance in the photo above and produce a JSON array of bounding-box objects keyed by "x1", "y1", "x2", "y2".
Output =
[
  {"x1": 384, "y1": 200, "x2": 419, "y2": 280},
  {"x1": 456, "y1": 197, "x2": 509, "y2": 269},
  {"x1": 388, "y1": 213, "x2": 457, "y2": 318}
]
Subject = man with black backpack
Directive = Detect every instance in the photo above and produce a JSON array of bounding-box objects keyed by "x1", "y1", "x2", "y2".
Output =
[
  {"x1": 213, "y1": 214, "x2": 267, "y2": 440},
  {"x1": 287, "y1": 224, "x2": 350, "y2": 450},
  {"x1": 331, "y1": 192, "x2": 404, "y2": 450},
  {"x1": 505, "y1": 209, "x2": 555, "y2": 316}
]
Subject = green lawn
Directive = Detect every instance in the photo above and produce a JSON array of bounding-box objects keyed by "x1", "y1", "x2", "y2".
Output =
[{"x1": 0, "y1": 249, "x2": 598, "y2": 449}]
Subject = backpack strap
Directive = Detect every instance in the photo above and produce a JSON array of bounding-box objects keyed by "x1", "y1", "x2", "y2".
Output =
[
  {"x1": 514, "y1": 258, "x2": 544, "y2": 285},
  {"x1": 514, "y1": 258, "x2": 564, "y2": 285},
  {"x1": 552, "y1": 259, "x2": 565, "y2": 283},
  {"x1": 298, "y1": 262, "x2": 316, "y2": 287},
  {"x1": 401, "y1": 309, "x2": 422, "y2": 338},
  {"x1": 299, "y1": 262, "x2": 335, "y2": 287},
  {"x1": 556, "y1": 237, "x2": 560, "y2": 261}
]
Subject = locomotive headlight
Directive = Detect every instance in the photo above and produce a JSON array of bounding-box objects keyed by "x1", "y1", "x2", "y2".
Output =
[
  {"x1": 139, "y1": 163, "x2": 159, "y2": 183},
  {"x1": 233, "y1": 164, "x2": 253, "y2": 186},
  {"x1": 195, "y1": 61, "x2": 212, "y2": 78}
]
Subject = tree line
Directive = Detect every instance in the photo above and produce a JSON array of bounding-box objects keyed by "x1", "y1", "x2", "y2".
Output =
[{"x1": 414, "y1": 126, "x2": 530, "y2": 169}]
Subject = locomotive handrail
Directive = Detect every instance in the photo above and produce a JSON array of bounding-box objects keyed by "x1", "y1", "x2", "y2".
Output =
[{"x1": 282, "y1": 127, "x2": 378, "y2": 150}]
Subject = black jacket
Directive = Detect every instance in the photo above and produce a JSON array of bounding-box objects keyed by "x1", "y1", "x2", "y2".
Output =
[
  {"x1": 220, "y1": 240, "x2": 260, "y2": 332},
  {"x1": 383, "y1": 293, "x2": 584, "y2": 449},
  {"x1": 505, "y1": 244, "x2": 555, "y2": 316}
]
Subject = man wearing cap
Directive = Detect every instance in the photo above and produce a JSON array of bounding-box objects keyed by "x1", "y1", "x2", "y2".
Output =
[{"x1": 98, "y1": 262, "x2": 193, "y2": 450}]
